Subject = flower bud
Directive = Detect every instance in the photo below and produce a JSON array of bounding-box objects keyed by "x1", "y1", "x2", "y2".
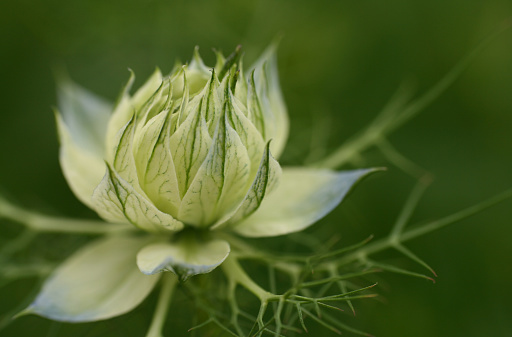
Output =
[{"x1": 57, "y1": 46, "x2": 287, "y2": 232}]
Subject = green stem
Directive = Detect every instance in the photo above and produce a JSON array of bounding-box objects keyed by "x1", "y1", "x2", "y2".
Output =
[
  {"x1": 221, "y1": 255, "x2": 274, "y2": 301},
  {"x1": 335, "y1": 188, "x2": 512, "y2": 266},
  {"x1": 0, "y1": 196, "x2": 133, "y2": 234},
  {"x1": 145, "y1": 274, "x2": 178, "y2": 337},
  {"x1": 312, "y1": 23, "x2": 510, "y2": 170}
]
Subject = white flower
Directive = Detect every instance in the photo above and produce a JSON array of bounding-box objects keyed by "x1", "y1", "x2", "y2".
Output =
[{"x1": 22, "y1": 45, "x2": 376, "y2": 322}]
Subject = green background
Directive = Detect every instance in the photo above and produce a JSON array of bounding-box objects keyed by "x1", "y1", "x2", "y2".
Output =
[{"x1": 1, "y1": 0, "x2": 512, "y2": 336}]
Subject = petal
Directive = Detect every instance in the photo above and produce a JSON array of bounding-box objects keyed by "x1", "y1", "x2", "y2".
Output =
[
  {"x1": 135, "y1": 111, "x2": 182, "y2": 217},
  {"x1": 233, "y1": 168, "x2": 379, "y2": 237},
  {"x1": 178, "y1": 111, "x2": 251, "y2": 226},
  {"x1": 91, "y1": 163, "x2": 184, "y2": 232},
  {"x1": 212, "y1": 141, "x2": 281, "y2": 229},
  {"x1": 56, "y1": 77, "x2": 112, "y2": 157},
  {"x1": 106, "y1": 69, "x2": 163, "y2": 154},
  {"x1": 20, "y1": 236, "x2": 159, "y2": 322},
  {"x1": 248, "y1": 43, "x2": 289, "y2": 159},
  {"x1": 56, "y1": 113, "x2": 106, "y2": 209},
  {"x1": 169, "y1": 79, "x2": 214, "y2": 198},
  {"x1": 137, "y1": 238, "x2": 230, "y2": 281}
]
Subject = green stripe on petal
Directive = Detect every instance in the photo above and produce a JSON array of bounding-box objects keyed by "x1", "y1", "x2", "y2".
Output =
[
  {"x1": 112, "y1": 116, "x2": 143, "y2": 195},
  {"x1": 213, "y1": 141, "x2": 281, "y2": 229},
  {"x1": 92, "y1": 163, "x2": 184, "y2": 232},
  {"x1": 178, "y1": 104, "x2": 251, "y2": 226},
  {"x1": 137, "y1": 237, "x2": 230, "y2": 281},
  {"x1": 170, "y1": 86, "x2": 213, "y2": 197},
  {"x1": 249, "y1": 44, "x2": 289, "y2": 158},
  {"x1": 228, "y1": 90, "x2": 266, "y2": 180},
  {"x1": 135, "y1": 111, "x2": 181, "y2": 216},
  {"x1": 233, "y1": 168, "x2": 379, "y2": 237},
  {"x1": 21, "y1": 236, "x2": 159, "y2": 322},
  {"x1": 106, "y1": 69, "x2": 163, "y2": 154},
  {"x1": 56, "y1": 112, "x2": 106, "y2": 209}
]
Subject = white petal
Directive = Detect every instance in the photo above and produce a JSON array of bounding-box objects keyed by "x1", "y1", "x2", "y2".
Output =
[
  {"x1": 21, "y1": 236, "x2": 159, "y2": 322},
  {"x1": 233, "y1": 168, "x2": 378, "y2": 237},
  {"x1": 248, "y1": 44, "x2": 289, "y2": 158},
  {"x1": 137, "y1": 238, "x2": 230, "y2": 281},
  {"x1": 56, "y1": 113, "x2": 106, "y2": 209},
  {"x1": 56, "y1": 77, "x2": 112, "y2": 156}
]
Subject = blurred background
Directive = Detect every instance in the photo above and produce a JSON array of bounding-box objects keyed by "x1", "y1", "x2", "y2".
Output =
[{"x1": 1, "y1": 0, "x2": 512, "y2": 336}]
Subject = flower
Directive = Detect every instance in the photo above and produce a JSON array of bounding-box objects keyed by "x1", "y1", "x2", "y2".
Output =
[{"x1": 21, "y1": 45, "x2": 376, "y2": 322}]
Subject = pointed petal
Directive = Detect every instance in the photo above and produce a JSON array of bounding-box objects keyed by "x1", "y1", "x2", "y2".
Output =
[
  {"x1": 178, "y1": 111, "x2": 251, "y2": 226},
  {"x1": 92, "y1": 164, "x2": 184, "y2": 232},
  {"x1": 106, "y1": 69, "x2": 163, "y2": 153},
  {"x1": 56, "y1": 77, "x2": 112, "y2": 156},
  {"x1": 137, "y1": 238, "x2": 230, "y2": 281},
  {"x1": 169, "y1": 83, "x2": 213, "y2": 198},
  {"x1": 214, "y1": 141, "x2": 281, "y2": 229},
  {"x1": 229, "y1": 90, "x2": 266, "y2": 179},
  {"x1": 134, "y1": 111, "x2": 182, "y2": 217},
  {"x1": 56, "y1": 113, "x2": 106, "y2": 209},
  {"x1": 249, "y1": 44, "x2": 289, "y2": 158},
  {"x1": 111, "y1": 117, "x2": 143, "y2": 194},
  {"x1": 233, "y1": 168, "x2": 379, "y2": 237},
  {"x1": 22, "y1": 236, "x2": 159, "y2": 322}
]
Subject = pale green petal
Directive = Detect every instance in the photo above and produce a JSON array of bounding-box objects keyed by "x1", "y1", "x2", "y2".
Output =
[
  {"x1": 56, "y1": 113, "x2": 105, "y2": 209},
  {"x1": 106, "y1": 69, "x2": 163, "y2": 155},
  {"x1": 56, "y1": 77, "x2": 112, "y2": 156},
  {"x1": 111, "y1": 117, "x2": 142, "y2": 194},
  {"x1": 137, "y1": 238, "x2": 230, "y2": 281},
  {"x1": 131, "y1": 68, "x2": 165, "y2": 113},
  {"x1": 92, "y1": 164, "x2": 184, "y2": 232},
  {"x1": 212, "y1": 141, "x2": 281, "y2": 229},
  {"x1": 21, "y1": 236, "x2": 159, "y2": 322},
  {"x1": 186, "y1": 47, "x2": 212, "y2": 96},
  {"x1": 233, "y1": 168, "x2": 378, "y2": 237},
  {"x1": 170, "y1": 74, "x2": 216, "y2": 197},
  {"x1": 178, "y1": 111, "x2": 251, "y2": 227},
  {"x1": 134, "y1": 111, "x2": 181, "y2": 216},
  {"x1": 229, "y1": 91, "x2": 266, "y2": 179},
  {"x1": 249, "y1": 44, "x2": 289, "y2": 158}
]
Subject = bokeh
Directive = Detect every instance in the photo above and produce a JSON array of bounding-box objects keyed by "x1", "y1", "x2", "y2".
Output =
[{"x1": 1, "y1": 0, "x2": 511, "y2": 336}]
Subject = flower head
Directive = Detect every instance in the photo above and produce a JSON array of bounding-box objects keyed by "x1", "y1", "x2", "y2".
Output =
[
  {"x1": 21, "y1": 45, "x2": 375, "y2": 323},
  {"x1": 58, "y1": 46, "x2": 287, "y2": 232}
]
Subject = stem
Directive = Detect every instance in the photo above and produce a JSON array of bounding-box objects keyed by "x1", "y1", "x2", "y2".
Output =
[
  {"x1": 335, "y1": 188, "x2": 512, "y2": 266},
  {"x1": 145, "y1": 274, "x2": 178, "y2": 337},
  {"x1": 221, "y1": 255, "x2": 274, "y2": 301},
  {"x1": 312, "y1": 23, "x2": 510, "y2": 170},
  {"x1": 0, "y1": 196, "x2": 133, "y2": 234}
]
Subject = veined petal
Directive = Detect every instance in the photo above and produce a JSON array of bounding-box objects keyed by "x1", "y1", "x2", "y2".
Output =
[
  {"x1": 56, "y1": 113, "x2": 105, "y2": 209},
  {"x1": 170, "y1": 82, "x2": 213, "y2": 197},
  {"x1": 111, "y1": 116, "x2": 143, "y2": 194},
  {"x1": 92, "y1": 163, "x2": 184, "y2": 232},
  {"x1": 131, "y1": 68, "x2": 164, "y2": 112},
  {"x1": 213, "y1": 141, "x2": 281, "y2": 229},
  {"x1": 233, "y1": 168, "x2": 379, "y2": 237},
  {"x1": 137, "y1": 237, "x2": 230, "y2": 281},
  {"x1": 134, "y1": 111, "x2": 181, "y2": 216},
  {"x1": 229, "y1": 91, "x2": 266, "y2": 179},
  {"x1": 20, "y1": 235, "x2": 159, "y2": 322},
  {"x1": 56, "y1": 77, "x2": 112, "y2": 157},
  {"x1": 106, "y1": 69, "x2": 163, "y2": 154},
  {"x1": 249, "y1": 43, "x2": 289, "y2": 158},
  {"x1": 178, "y1": 109, "x2": 251, "y2": 227}
]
